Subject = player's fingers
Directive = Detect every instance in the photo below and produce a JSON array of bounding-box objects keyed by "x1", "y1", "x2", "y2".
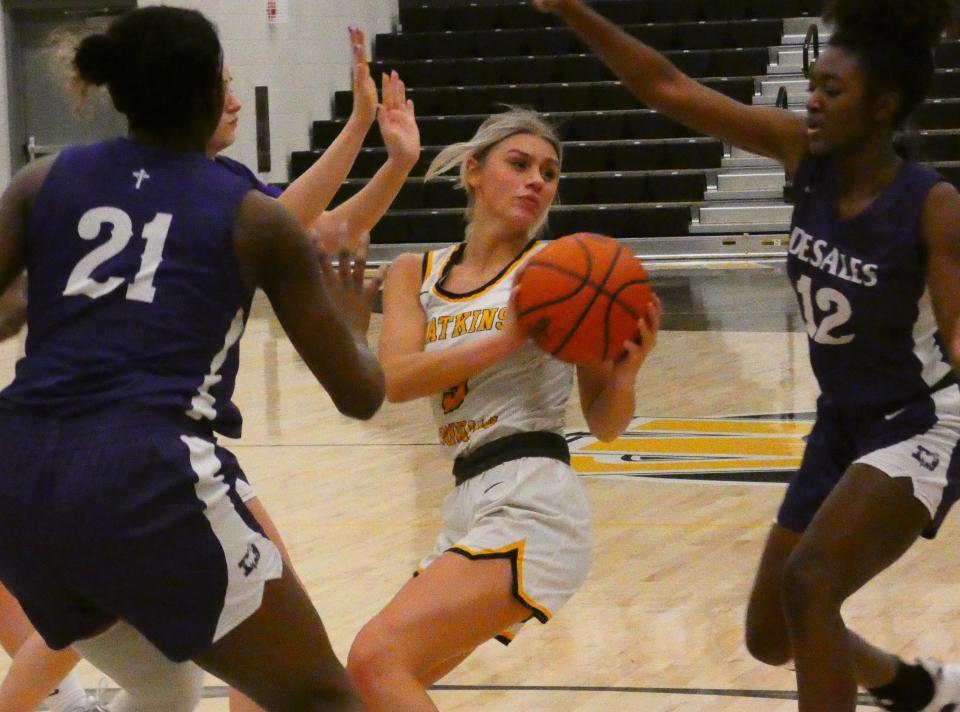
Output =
[
  {"x1": 352, "y1": 233, "x2": 370, "y2": 287},
  {"x1": 620, "y1": 338, "x2": 642, "y2": 363},
  {"x1": 364, "y1": 264, "x2": 387, "y2": 304},
  {"x1": 646, "y1": 295, "x2": 662, "y2": 334},
  {"x1": 317, "y1": 251, "x2": 337, "y2": 282},
  {"x1": 636, "y1": 316, "x2": 655, "y2": 351}
]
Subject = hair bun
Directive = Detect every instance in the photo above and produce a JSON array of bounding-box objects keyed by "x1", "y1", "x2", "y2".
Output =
[
  {"x1": 73, "y1": 33, "x2": 118, "y2": 86},
  {"x1": 825, "y1": 0, "x2": 956, "y2": 48}
]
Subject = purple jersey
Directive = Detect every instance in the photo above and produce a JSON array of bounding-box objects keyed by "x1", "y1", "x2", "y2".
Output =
[
  {"x1": 215, "y1": 155, "x2": 283, "y2": 198},
  {"x1": 1, "y1": 138, "x2": 254, "y2": 436},
  {"x1": 786, "y1": 155, "x2": 951, "y2": 409}
]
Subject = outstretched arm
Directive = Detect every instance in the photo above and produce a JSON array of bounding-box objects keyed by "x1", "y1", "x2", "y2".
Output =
[
  {"x1": 533, "y1": 0, "x2": 809, "y2": 175},
  {"x1": 235, "y1": 192, "x2": 384, "y2": 419},
  {"x1": 278, "y1": 27, "x2": 378, "y2": 226},
  {"x1": 925, "y1": 182, "x2": 960, "y2": 375}
]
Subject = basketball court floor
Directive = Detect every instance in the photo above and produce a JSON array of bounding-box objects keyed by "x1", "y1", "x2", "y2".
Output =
[{"x1": 3, "y1": 260, "x2": 959, "y2": 711}]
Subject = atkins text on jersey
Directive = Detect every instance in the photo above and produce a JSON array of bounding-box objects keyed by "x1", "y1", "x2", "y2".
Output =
[
  {"x1": 788, "y1": 227, "x2": 878, "y2": 287},
  {"x1": 426, "y1": 307, "x2": 507, "y2": 343}
]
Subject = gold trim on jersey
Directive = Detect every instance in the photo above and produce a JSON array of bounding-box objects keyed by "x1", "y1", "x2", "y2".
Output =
[
  {"x1": 431, "y1": 240, "x2": 541, "y2": 303},
  {"x1": 420, "y1": 250, "x2": 435, "y2": 287},
  {"x1": 568, "y1": 415, "x2": 814, "y2": 478}
]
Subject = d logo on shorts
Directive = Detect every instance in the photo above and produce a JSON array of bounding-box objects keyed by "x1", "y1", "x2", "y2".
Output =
[
  {"x1": 912, "y1": 444, "x2": 940, "y2": 472},
  {"x1": 239, "y1": 543, "x2": 261, "y2": 576}
]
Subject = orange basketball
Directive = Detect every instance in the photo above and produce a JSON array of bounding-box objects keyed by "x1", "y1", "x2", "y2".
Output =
[{"x1": 515, "y1": 233, "x2": 652, "y2": 364}]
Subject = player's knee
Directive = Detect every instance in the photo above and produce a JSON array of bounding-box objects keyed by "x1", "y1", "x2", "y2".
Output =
[
  {"x1": 744, "y1": 623, "x2": 792, "y2": 667},
  {"x1": 347, "y1": 621, "x2": 403, "y2": 693},
  {"x1": 781, "y1": 549, "x2": 841, "y2": 617}
]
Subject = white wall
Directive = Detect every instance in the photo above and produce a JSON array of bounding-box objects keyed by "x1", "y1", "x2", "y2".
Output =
[
  {"x1": 139, "y1": 0, "x2": 399, "y2": 183},
  {"x1": 0, "y1": 11, "x2": 12, "y2": 188}
]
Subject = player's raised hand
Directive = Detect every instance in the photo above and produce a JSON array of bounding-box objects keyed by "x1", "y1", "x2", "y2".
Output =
[
  {"x1": 531, "y1": 0, "x2": 572, "y2": 13},
  {"x1": 378, "y1": 70, "x2": 420, "y2": 169},
  {"x1": 315, "y1": 221, "x2": 382, "y2": 335},
  {"x1": 349, "y1": 27, "x2": 378, "y2": 127}
]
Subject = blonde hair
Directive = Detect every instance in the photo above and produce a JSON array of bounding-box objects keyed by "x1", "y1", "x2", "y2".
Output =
[{"x1": 426, "y1": 108, "x2": 562, "y2": 236}]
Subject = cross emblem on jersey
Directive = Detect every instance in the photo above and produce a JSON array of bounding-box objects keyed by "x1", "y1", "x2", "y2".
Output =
[{"x1": 132, "y1": 169, "x2": 150, "y2": 189}]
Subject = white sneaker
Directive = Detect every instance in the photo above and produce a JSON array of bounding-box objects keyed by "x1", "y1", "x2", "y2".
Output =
[
  {"x1": 919, "y1": 659, "x2": 960, "y2": 712},
  {"x1": 63, "y1": 693, "x2": 110, "y2": 712}
]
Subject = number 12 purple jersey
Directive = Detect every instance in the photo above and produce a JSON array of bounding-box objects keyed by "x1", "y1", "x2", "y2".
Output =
[{"x1": 786, "y1": 154, "x2": 951, "y2": 409}]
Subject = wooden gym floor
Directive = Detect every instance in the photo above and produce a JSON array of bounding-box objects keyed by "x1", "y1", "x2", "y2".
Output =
[{"x1": 3, "y1": 260, "x2": 958, "y2": 711}]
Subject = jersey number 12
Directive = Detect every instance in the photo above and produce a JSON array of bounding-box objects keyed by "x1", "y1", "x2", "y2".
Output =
[
  {"x1": 63, "y1": 206, "x2": 172, "y2": 304},
  {"x1": 795, "y1": 274, "x2": 854, "y2": 345}
]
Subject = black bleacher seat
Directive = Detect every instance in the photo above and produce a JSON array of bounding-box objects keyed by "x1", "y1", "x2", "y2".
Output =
[
  {"x1": 933, "y1": 163, "x2": 960, "y2": 186},
  {"x1": 312, "y1": 99, "x2": 958, "y2": 154},
  {"x1": 398, "y1": 0, "x2": 825, "y2": 34},
  {"x1": 933, "y1": 70, "x2": 960, "y2": 98},
  {"x1": 900, "y1": 131, "x2": 960, "y2": 162},
  {"x1": 333, "y1": 78, "x2": 755, "y2": 118},
  {"x1": 371, "y1": 203, "x2": 691, "y2": 243},
  {"x1": 293, "y1": 137, "x2": 726, "y2": 183},
  {"x1": 912, "y1": 100, "x2": 960, "y2": 131},
  {"x1": 325, "y1": 171, "x2": 707, "y2": 213},
  {"x1": 371, "y1": 48, "x2": 766, "y2": 90},
  {"x1": 936, "y1": 42, "x2": 960, "y2": 68},
  {"x1": 376, "y1": 20, "x2": 784, "y2": 62}
]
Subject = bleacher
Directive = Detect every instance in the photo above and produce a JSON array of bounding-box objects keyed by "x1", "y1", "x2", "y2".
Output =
[{"x1": 290, "y1": 0, "x2": 960, "y2": 262}]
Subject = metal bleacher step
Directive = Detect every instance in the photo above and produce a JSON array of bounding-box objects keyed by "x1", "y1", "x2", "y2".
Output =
[
  {"x1": 716, "y1": 170, "x2": 786, "y2": 191},
  {"x1": 696, "y1": 202, "x2": 794, "y2": 226},
  {"x1": 782, "y1": 17, "x2": 830, "y2": 46},
  {"x1": 690, "y1": 199, "x2": 792, "y2": 234},
  {"x1": 689, "y1": 220, "x2": 791, "y2": 234},
  {"x1": 703, "y1": 189, "x2": 783, "y2": 201},
  {"x1": 760, "y1": 76, "x2": 808, "y2": 97},
  {"x1": 704, "y1": 170, "x2": 787, "y2": 202},
  {"x1": 721, "y1": 146, "x2": 781, "y2": 169}
]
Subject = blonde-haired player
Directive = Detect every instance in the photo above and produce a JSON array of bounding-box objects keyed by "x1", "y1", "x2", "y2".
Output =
[{"x1": 347, "y1": 108, "x2": 662, "y2": 711}]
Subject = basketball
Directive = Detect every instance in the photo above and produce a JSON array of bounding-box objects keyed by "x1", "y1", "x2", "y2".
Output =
[{"x1": 515, "y1": 233, "x2": 652, "y2": 364}]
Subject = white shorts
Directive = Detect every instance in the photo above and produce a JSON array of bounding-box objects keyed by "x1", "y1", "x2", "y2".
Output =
[
  {"x1": 856, "y1": 386, "x2": 960, "y2": 521},
  {"x1": 418, "y1": 456, "x2": 593, "y2": 644}
]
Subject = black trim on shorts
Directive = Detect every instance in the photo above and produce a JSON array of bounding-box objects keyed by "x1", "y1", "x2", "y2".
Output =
[
  {"x1": 448, "y1": 544, "x2": 549, "y2": 625},
  {"x1": 452, "y1": 431, "x2": 570, "y2": 485},
  {"x1": 929, "y1": 372, "x2": 957, "y2": 396}
]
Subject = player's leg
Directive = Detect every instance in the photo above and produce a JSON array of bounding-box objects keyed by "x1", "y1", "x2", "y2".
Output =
[
  {"x1": 746, "y1": 410, "x2": 904, "y2": 690},
  {"x1": 746, "y1": 523, "x2": 902, "y2": 683},
  {"x1": 0, "y1": 576, "x2": 93, "y2": 712},
  {"x1": 227, "y1": 495, "x2": 302, "y2": 712},
  {"x1": 0, "y1": 631, "x2": 89, "y2": 712},
  {"x1": 782, "y1": 464, "x2": 929, "y2": 712},
  {"x1": 419, "y1": 652, "x2": 471, "y2": 687},
  {"x1": 744, "y1": 523, "x2": 799, "y2": 666},
  {"x1": 73, "y1": 625, "x2": 204, "y2": 712},
  {"x1": 193, "y1": 564, "x2": 363, "y2": 712},
  {"x1": 347, "y1": 552, "x2": 530, "y2": 712}
]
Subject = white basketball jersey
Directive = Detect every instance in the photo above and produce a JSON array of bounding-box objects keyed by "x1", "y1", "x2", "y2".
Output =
[{"x1": 420, "y1": 241, "x2": 574, "y2": 458}]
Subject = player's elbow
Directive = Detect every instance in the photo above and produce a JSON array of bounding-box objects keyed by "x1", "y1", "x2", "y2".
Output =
[
  {"x1": 384, "y1": 379, "x2": 416, "y2": 404},
  {"x1": 332, "y1": 376, "x2": 385, "y2": 421},
  {"x1": 587, "y1": 418, "x2": 624, "y2": 443}
]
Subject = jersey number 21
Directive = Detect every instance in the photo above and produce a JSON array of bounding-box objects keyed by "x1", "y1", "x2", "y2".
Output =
[{"x1": 64, "y1": 206, "x2": 172, "y2": 304}]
